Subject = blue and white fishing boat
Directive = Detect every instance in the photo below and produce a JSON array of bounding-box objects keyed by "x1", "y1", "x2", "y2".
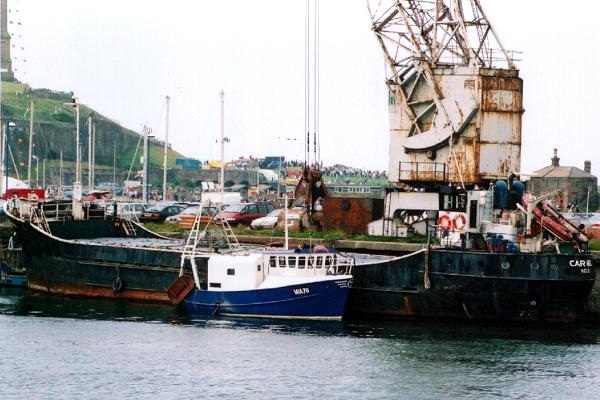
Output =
[
  {"x1": 169, "y1": 198, "x2": 354, "y2": 320},
  {"x1": 175, "y1": 250, "x2": 354, "y2": 320}
]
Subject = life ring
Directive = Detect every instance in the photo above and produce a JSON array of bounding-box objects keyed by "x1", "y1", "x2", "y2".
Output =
[
  {"x1": 437, "y1": 214, "x2": 451, "y2": 230},
  {"x1": 112, "y1": 276, "x2": 123, "y2": 292},
  {"x1": 453, "y1": 214, "x2": 467, "y2": 230}
]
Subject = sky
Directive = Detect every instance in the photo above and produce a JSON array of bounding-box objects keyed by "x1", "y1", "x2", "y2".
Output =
[{"x1": 5, "y1": 0, "x2": 600, "y2": 175}]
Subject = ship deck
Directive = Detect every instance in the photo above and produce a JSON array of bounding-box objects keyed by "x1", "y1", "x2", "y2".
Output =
[
  {"x1": 73, "y1": 237, "x2": 186, "y2": 250},
  {"x1": 70, "y1": 237, "x2": 402, "y2": 263}
]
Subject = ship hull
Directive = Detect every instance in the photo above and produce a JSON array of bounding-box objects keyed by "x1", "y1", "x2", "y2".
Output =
[
  {"x1": 10, "y1": 214, "x2": 596, "y2": 322},
  {"x1": 347, "y1": 249, "x2": 595, "y2": 323},
  {"x1": 182, "y1": 278, "x2": 352, "y2": 320},
  {"x1": 9, "y1": 215, "x2": 197, "y2": 302}
]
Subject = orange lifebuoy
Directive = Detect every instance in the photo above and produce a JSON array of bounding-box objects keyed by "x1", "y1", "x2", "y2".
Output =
[
  {"x1": 437, "y1": 214, "x2": 451, "y2": 230},
  {"x1": 453, "y1": 213, "x2": 467, "y2": 230}
]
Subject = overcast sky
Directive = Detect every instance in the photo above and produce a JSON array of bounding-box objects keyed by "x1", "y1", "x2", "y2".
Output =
[{"x1": 6, "y1": 0, "x2": 600, "y2": 175}]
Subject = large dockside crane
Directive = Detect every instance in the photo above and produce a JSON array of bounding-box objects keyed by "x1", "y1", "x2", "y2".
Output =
[{"x1": 366, "y1": 0, "x2": 524, "y2": 234}]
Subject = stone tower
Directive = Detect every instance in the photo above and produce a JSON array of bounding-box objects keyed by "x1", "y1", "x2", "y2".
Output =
[{"x1": 1, "y1": 0, "x2": 15, "y2": 81}]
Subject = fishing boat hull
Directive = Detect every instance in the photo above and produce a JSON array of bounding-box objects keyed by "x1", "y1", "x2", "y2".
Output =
[
  {"x1": 182, "y1": 278, "x2": 353, "y2": 320},
  {"x1": 347, "y1": 249, "x2": 595, "y2": 323}
]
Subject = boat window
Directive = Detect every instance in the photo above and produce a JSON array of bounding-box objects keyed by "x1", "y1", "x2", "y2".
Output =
[
  {"x1": 298, "y1": 256, "x2": 306, "y2": 268},
  {"x1": 209, "y1": 282, "x2": 221, "y2": 288},
  {"x1": 278, "y1": 256, "x2": 286, "y2": 268},
  {"x1": 316, "y1": 256, "x2": 323, "y2": 268},
  {"x1": 307, "y1": 256, "x2": 314, "y2": 269},
  {"x1": 289, "y1": 257, "x2": 296, "y2": 268},
  {"x1": 257, "y1": 265, "x2": 261, "y2": 272},
  {"x1": 227, "y1": 268, "x2": 235, "y2": 275},
  {"x1": 269, "y1": 257, "x2": 276, "y2": 269},
  {"x1": 324, "y1": 256, "x2": 332, "y2": 266}
]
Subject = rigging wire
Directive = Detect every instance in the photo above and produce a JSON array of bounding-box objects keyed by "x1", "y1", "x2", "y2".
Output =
[
  {"x1": 304, "y1": 0, "x2": 310, "y2": 167},
  {"x1": 126, "y1": 134, "x2": 143, "y2": 182},
  {"x1": 313, "y1": 0, "x2": 320, "y2": 167}
]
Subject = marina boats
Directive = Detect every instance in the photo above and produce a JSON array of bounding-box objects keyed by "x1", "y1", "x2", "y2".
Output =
[
  {"x1": 171, "y1": 249, "x2": 354, "y2": 320},
  {"x1": 5, "y1": 182, "x2": 597, "y2": 323},
  {"x1": 5, "y1": 199, "x2": 362, "y2": 313}
]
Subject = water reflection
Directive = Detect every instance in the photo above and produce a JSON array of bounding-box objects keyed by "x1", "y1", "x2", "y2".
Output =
[{"x1": 2, "y1": 287, "x2": 600, "y2": 345}]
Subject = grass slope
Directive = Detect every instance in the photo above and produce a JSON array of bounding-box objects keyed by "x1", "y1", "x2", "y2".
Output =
[{"x1": 1, "y1": 81, "x2": 185, "y2": 169}]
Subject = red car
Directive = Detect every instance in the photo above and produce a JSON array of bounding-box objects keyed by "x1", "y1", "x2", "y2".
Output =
[{"x1": 213, "y1": 202, "x2": 275, "y2": 226}]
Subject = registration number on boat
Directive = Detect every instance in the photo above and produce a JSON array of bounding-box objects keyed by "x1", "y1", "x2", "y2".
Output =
[
  {"x1": 293, "y1": 287, "x2": 310, "y2": 295},
  {"x1": 570, "y1": 260, "x2": 593, "y2": 273}
]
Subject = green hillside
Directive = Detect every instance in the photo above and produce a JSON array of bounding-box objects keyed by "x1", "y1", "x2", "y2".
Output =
[{"x1": 0, "y1": 81, "x2": 185, "y2": 172}]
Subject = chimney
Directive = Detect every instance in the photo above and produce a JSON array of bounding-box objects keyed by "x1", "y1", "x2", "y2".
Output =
[
  {"x1": 584, "y1": 160, "x2": 591, "y2": 174},
  {"x1": 551, "y1": 148, "x2": 560, "y2": 167}
]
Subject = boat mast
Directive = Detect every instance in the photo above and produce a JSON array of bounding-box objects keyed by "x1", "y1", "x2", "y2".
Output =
[
  {"x1": 220, "y1": 90, "x2": 224, "y2": 205},
  {"x1": 59, "y1": 150, "x2": 63, "y2": 197},
  {"x1": 142, "y1": 124, "x2": 149, "y2": 202},
  {"x1": 163, "y1": 95, "x2": 170, "y2": 201},
  {"x1": 91, "y1": 123, "x2": 95, "y2": 191},
  {"x1": 113, "y1": 138, "x2": 116, "y2": 193},
  {"x1": 68, "y1": 97, "x2": 83, "y2": 220},
  {"x1": 0, "y1": 2, "x2": 3, "y2": 197},
  {"x1": 27, "y1": 100, "x2": 33, "y2": 188},
  {"x1": 284, "y1": 193, "x2": 289, "y2": 250},
  {"x1": 87, "y1": 113, "x2": 93, "y2": 192}
]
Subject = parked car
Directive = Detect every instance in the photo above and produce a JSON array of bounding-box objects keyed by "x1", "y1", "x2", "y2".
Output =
[
  {"x1": 214, "y1": 202, "x2": 275, "y2": 226},
  {"x1": 250, "y1": 209, "x2": 283, "y2": 230},
  {"x1": 140, "y1": 204, "x2": 186, "y2": 222},
  {"x1": 275, "y1": 208, "x2": 308, "y2": 232},
  {"x1": 174, "y1": 205, "x2": 218, "y2": 228}
]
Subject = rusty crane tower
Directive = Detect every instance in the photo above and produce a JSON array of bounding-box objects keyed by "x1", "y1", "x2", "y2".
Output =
[
  {"x1": 367, "y1": 0, "x2": 524, "y2": 233},
  {"x1": 368, "y1": 0, "x2": 522, "y2": 187}
]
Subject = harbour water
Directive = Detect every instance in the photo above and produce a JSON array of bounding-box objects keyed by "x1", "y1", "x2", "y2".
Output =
[{"x1": 2, "y1": 288, "x2": 600, "y2": 399}]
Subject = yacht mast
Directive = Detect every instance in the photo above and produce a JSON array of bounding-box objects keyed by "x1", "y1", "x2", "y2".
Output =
[
  {"x1": 220, "y1": 90, "x2": 225, "y2": 205},
  {"x1": 88, "y1": 113, "x2": 93, "y2": 192},
  {"x1": 163, "y1": 95, "x2": 170, "y2": 201},
  {"x1": 27, "y1": 100, "x2": 33, "y2": 188}
]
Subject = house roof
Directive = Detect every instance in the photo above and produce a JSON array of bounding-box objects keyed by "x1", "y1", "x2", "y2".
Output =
[{"x1": 532, "y1": 165, "x2": 596, "y2": 179}]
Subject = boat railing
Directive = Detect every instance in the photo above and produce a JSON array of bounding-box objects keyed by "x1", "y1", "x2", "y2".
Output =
[
  {"x1": 38, "y1": 203, "x2": 73, "y2": 221},
  {"x1": 267, "y1": 253, "x2": 353, "y2": 275}
]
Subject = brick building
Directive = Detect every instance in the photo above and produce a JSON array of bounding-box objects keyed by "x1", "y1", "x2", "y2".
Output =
[{"x1": 529, "y1": 149, "x2": 598, "y2": 212}]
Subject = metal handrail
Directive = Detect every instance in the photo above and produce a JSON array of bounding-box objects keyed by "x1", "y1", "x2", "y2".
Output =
[{"x1": 268, "y1": 253, "x2": 353, "y2": 275}]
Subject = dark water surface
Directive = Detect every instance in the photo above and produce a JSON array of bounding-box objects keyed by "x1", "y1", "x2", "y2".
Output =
[{"x1": 1, "y1": 288, "x2": 600, "y2": 399}]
